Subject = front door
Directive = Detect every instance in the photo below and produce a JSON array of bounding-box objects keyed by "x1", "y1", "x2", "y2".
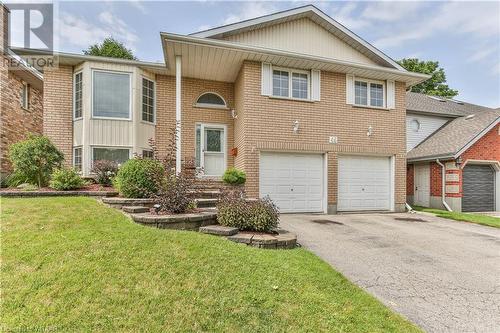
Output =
[
  {"x1": 414, "y1": 164, "x2": 430, "y2": 207},
  {"x1": 198, "y1": 124, "x2": 226, "y2": 177}
]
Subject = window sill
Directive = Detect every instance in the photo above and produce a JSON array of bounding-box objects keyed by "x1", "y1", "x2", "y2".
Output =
[
  {"x1": 21, "y1": 106, "x2": 30, "y2": 112},
  {"x1": 352, "y1": 104, "x2": 391, "y2": 111},
  {"x1": 91, "y1": 116, "x2": 132, "y2": 121},
  {"x1": 140, "y1": 120, "x2": 156, "y2": 126},
  {"x1": 193, "y1": 104, "x2": 229, "y2": 110},
  {"x1": 73, "y1": 117, "x2": 83, "y2": 121},
  {"x1": 268, "y1": 95, "x2": 315, "y2": 103}
]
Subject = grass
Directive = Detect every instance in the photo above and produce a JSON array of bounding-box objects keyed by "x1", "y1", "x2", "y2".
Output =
[
  {"x1": 1, "y1": 197, "x2": 420, "y2": 333},
  {"x1": 413, "y1": 206, "x2": 500, "y2": 228}
]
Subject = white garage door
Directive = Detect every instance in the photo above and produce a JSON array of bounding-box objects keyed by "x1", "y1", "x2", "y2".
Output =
[
  {"x1": 260, "y1": 152, "x2": 324, "y2": 213},
  {"x1": 338, "y1": 155, "x2": 391, "y2": 211}
]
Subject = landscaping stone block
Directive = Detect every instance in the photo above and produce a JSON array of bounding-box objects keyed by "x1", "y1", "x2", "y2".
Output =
[
  {"x1": 122, "y1": 206, "x2": 150, "y2": 213},
  {"x1": 199, "y1": 225, "x2": 239, "y2": 236},
  {"x1": 227, "y1": 233, "x2": 254, "y2": 244}
]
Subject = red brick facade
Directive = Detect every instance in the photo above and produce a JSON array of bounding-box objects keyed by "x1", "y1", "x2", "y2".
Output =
[
  {"x1": 461, "y1": 124, "x2": 500, "y2": 162},
  {"x1": 430, "y1": 162, "x2": 442, "y2": 197},
  {"x1": 406, "y1": 164, "x2": 414, "y2": 195}
]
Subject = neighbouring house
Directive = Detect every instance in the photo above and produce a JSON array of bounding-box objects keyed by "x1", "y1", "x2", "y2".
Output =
[
  {"x1": 0, "y1": 5, "x2": 43, "y2": 178},
  {"x1": 10, "y1": 5, "x2": 431, "y2": 213},
  {"x1": 406, "y1": 92, "x2": 500, "y2": 212}
]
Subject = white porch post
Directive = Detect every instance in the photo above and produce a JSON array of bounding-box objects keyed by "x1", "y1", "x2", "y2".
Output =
[{"x1": 175, "y1": 55, "x2": 182, "y2": 174}]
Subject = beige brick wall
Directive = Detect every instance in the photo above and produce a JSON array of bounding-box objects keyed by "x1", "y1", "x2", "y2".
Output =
[
  {"x1": 43, "y1": 65, "x2": 73, "y2": 166},
  {"x1": 155, "y1": 75, "x2": 234, "y2": 168},
  {"x1": 234, "y1": 61, "x2": 407, "y2": 209},
  {"x1": 0, "y1": 67, "x2": 44, "y2": 174}
]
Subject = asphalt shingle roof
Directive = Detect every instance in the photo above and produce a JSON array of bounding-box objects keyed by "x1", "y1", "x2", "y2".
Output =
[{"x1": 406, "y1": 92, "x2": 494, "y2": 117}]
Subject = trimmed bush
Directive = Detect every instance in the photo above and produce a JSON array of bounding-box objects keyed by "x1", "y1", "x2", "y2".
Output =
[
  {"x1": 222, "y1": 167, "x2": 246, "y2": 185},
  {"x1": 91, "y1": 160, "x2": 118, "y2": 186},
  {"x1": 154, "y1": 174, "x2": 195, "y2": 214},
  {"x1": 8, "y1": 134, "x2": 64, "y2": 187},
  {"x1": 113, "y1": 158, "x2": 164, "y2": 198},
  {"x1": 217, "y1": 190, "x2": 279, "y2": 232},
  {"x1": 49, "y1": 168, "x2": 86, "y2": 190}
]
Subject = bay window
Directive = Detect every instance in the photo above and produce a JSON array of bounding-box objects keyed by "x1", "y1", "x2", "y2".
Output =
[{"x1": 92, "y1": 70, "x2": 131, "y2": 119}]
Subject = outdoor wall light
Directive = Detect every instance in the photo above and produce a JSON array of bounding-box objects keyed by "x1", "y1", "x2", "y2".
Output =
[
  {"x1": 293, "y1": 120, "x2": 300, "y2": 134},
  {"x1": 231, "y1": 109, "x2": 238, "y2": 119},
  {"x1": 367, "y1": 126, "x2": 373, "y2": 136}
]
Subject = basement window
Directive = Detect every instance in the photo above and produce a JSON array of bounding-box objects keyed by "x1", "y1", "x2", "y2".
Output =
[
  {"x1": 92, "y1": 147, "x2": 130, "y2": 165},
  {"x1": 73, "y1": 147, "x2": 82, "y2": 171}
]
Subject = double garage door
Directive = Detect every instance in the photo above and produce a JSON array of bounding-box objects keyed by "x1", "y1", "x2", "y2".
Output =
[{"x1": 259, "y1": 153, "x2": 391, "y2": 213}]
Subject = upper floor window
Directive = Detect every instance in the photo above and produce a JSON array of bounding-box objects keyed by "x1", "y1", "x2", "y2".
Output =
[
  {"x1": 354, "y1": 79, "x2": 385, "y2": 108},
  {"x1": 92, "y1": 70, "x2": 131, "y2": 119},
  {"x1": 195, "y1": 92, "x2": 226, "y2": 109},
  {"x1": 74, "y1": 72, "x2": 83, "y2": 119},
  {"x1": 272, "y1": 68, "x2": 309, "y2": 100},
  {"x1": 21, "y1": 82, "x2": 29, "y2": 109},
  {"x1": 142, "y1": 78, "x2": 155, "y2": 123}
]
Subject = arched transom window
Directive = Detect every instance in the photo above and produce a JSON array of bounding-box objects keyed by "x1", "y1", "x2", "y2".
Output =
[{"x1": 195, "y1": 92, "x2": 227, "y2": 108}]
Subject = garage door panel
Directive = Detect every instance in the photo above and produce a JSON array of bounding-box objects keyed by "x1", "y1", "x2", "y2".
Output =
[
  {"x1": 260, "y1": 152, "x2": 324, "y2": 213},
  {"x1": 338, "y1": 155, "x2": 391, "y2": 211},
  {"x1": 462, "y1": 164, "x2": 495, "y2": 212}
]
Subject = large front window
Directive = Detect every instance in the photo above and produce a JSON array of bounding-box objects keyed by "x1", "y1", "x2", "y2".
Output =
[
  {"x1": 92, "y1": 147, "x2": 130, "y2": 165},
  {"x1": 272, "y1": 69, "x2": 309, "y2": 100},
  {"x1": 355, "y1": 79, "x2": 385, "y2": 108},
  {"x1": 92, "y1": 71, "x2": 131, "y2": 119}
]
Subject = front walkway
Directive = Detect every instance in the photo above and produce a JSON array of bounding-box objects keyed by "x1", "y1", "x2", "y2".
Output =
[{"x1": 280, "y1": 212, "x2": 500, "y2": 333}]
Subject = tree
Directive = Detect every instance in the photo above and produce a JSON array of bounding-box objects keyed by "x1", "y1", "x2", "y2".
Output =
[
  {"x1": 398, "y1": 58, "x2": 458, "y2": 98},
  {"x1": 83, "y1": 37, "x2": 137, "y2": 60}
]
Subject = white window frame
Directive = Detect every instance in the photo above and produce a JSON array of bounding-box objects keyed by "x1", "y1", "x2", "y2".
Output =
[
  {"x1": 272, "y1": 67, "x2": 310, "y2": 101},
  {"x1": 73, "y1": 71, "x2": 83, "y2": 120},
  {"x1": 91, "y1": 69, "x2": 132, "y2": 121},
  {"x1": 91, "y1": 146, "x2": 131, "y2": 166},
  {"x1": 73, "y1": 146, "x2": 83, "y2": 171},
  {"x1": 21, "y1": 82, "x2": 29, "y2": 110},
  {"x1": 194, "y1": 92, "x2": 228, "y2": 110},
  {"x1": 354, "y1": 78, "x2": 386, "y2": 109},
  {"x1": 141, "y1": 76, "x2": 156, "y2": 124}
]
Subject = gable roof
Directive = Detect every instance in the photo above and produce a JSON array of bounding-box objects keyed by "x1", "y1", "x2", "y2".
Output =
[
  {"x1": 406, "y1": 92, "x2": 495, "y2": 118},
  {"x1": 407, "y1": 108, "x2": 500, "y2": 161},
  {"x1": 191, "y1": 5, "x2": 404, "y2": 71}
]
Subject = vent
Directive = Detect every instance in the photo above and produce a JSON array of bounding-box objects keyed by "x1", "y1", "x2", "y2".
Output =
[
  {"x1": 465, "y1": 114, "x2": 475, "y2": 120},
  {"x1": 428, "y1": 96, "x2": 446, "y2": 102},
  {"x1": 451, "y1": 99, "x2": 465, "y2": 105}
]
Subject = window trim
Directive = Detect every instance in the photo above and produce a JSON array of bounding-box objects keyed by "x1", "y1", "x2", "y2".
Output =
[
  {"x1": 91, "y1": 69, "x2": 133, "y2": 121},
  {"x1": 91, "y1": 146, "x2": 132, "y2": 166},
  {"x1": 272, "y1": 67, "x2": 310, "y2": 101},
  {"x1": 73, "y1": 146, "x2": 83, "y2": 171},
  {"x1": 21, "y1": 82, "x2": 29, "y2": 110},
  {"x1": 141, "y1": 76, "x2": 156, "y2": 124},
  {"x1": 194, "y1": 92, "x2": 228, "y2": 110},
  {"x1": 73, "y1": 71, "x2": 83, "y2": 120},
  {"x1": 354, "y1": 78, "x2": 386, "y2": 109}
]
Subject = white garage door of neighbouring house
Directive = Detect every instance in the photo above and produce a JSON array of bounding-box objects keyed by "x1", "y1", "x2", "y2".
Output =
[
  {"x1": 259, "y1": 152, "x2": 324, "y2": 213},
  {"x1": 338, "y1": 155, "x2": 392, "y2": 211}
]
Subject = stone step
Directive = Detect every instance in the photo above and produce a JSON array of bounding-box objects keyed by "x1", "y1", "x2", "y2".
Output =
[
  {"x1": 188, "y1": 189, "x2": 221, "y2": 199},
  {"x1": 199, "y1": 225, "x2": 239, "y2": 236},
  {"x1": 195, "y1": 198, "x2": 218, "y2": 208},
  {"x1": 122, "y1": 206, "x2": 150, "y2": 213}
]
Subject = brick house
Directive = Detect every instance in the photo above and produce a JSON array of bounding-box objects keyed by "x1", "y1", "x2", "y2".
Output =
[
  {"x1": 12, "y1": 5, "x2": 431, "y2": 213},
  {"x1": 406, "y1": 92, "x2": 500, "y2": 212},
  {"x1": 0, "y1": 5, "x2": 43, "y2": 177}
]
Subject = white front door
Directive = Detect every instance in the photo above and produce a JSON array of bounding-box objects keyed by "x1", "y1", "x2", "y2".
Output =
[
  {"x1": 414, "y1": 164, "x2": 430, "y2": 207},
  {"x1": 259, "y1": 152, "x2": 324, "y2": 213},
  {"x1": 338, "y1": 155, "x2": 391, "y2": 211},
  {"x1": 199, "y1": 124, "x2": 226, "y2": 177}
]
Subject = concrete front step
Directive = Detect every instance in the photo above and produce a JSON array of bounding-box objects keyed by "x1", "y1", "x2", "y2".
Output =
[
  {"x1": 195, "y1": 198, "x2": 217, "y2": 208},
  {"x1": 122, "y1": 206, "x2": 150, "y2": 213}
]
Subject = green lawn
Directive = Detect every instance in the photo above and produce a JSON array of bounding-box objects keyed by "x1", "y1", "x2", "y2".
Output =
[
  {"x1": 1, "y1": 197, "x2": 420, "y2": 332},
  {"x1": 413, "y1": 206, "x2": 500, "y2": 228}
]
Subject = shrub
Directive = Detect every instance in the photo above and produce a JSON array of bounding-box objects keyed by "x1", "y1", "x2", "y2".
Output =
[
  {"x1": 222, "y1": 167, "x2": 246, "y2": 185},
  {"x1": 217, "y1": 190, "x2": 279, "y2": 232},
  {"x1": 154, "y1": 173, "x2": 195, "y2": 214},
  {"x1": 8, "y1": 134, "x2": 64, "y2": 187},
  {"x1": 49, "y1": 168, "x2": 86, "y2": 190},
  {"x1": 113, "y1": 158, "x2": 164, "y2": 198},
  {"x1": 91, "y1": 160, "x2": 118, "y2": 186}
]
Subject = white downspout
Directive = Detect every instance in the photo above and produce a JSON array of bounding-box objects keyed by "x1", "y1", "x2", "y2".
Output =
[
  {"x1": 436, "y1": 159, "x2": 452, "y2": 211},
  {"x1": 175, "y1": 55, "x2": 182, "y2": 174}
]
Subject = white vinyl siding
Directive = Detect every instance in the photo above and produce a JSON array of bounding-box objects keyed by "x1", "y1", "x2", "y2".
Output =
[
  {"x1": 142, "y1": 78, "x2": 155, "y2": 123},
  {"x1": 74, "y1": 72, "x2": 83, "y2": 119},
  {"x1": 406, "y1": 113, "x2": 449, "y2": 151},
  {"x1": 92, "y1": 70, "x2": 131, "y2": 119}
]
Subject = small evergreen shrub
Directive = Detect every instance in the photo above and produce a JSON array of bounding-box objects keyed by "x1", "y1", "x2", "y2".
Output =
[
  {"x1": 217, "y1": 190, "x2": 279, "y2": 232},
  {"x1": 91, "y1": 160, "x2": 118, "y2": 186},
  {"x1": 8, "y1": 134, "x2": 64, "y2": 187},
  {"x1": 222, "y1": 167, "x2": 246, "y2": 185},
  {"x1": 49, "y1": 168, "x2": 86, "y2": 190},
  {"x1": 113, "y1": 158, "x2": 164, "y2": 198}
]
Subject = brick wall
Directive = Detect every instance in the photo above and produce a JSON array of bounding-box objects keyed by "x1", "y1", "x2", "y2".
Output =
[
  {"x1": 430, "y1": 162, "x2": 442, "y2": 196},
  {"x1": 1, "y1": 69, "x2": 43, "y2": 174},
  {"x1": 406, "y1": 164, "x2": 414, "y2": 195},
  {"x1": 43, "y1": 66, "x2": 73, "y2": 166},
  {"x1": 235, "y1": 61, "x2": 407, "y2": 208},
  {"x1": 461, "y1": 124, "x2": 500, "y2": 162}
]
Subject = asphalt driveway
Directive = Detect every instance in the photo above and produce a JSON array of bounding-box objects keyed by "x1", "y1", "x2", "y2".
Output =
[{"x1": 280, "y1": 212, "x2": 500, "y2": 333}]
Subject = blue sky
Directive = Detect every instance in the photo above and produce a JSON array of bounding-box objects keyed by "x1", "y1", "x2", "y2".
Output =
[{"x1": 47, "y1": 1, "x2": 500, "y2": 107}]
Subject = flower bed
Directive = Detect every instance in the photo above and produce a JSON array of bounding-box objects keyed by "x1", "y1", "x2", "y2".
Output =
[{"x1": 0, "y1": 184, "x2": 117, "y2": 197}]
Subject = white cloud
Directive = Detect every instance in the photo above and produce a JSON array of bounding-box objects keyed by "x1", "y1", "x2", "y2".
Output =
[
  {"x1": 56, "y1": 10, "x2": 138, "y2": 51},
  {"x1": 129, "y1": 0, "x2": 147, "y2": 14},
  {"x1": 222, "y1": 2, "x2": 277, "y2": 25},
  {"x1": 467, "y1": 48, "x2": 496, "y2": 63},
  {"x1": 361, "y1": 2, "x2": 424, "y2": 22},
  {"x1": 331, "y1": 2, "x2": 370, "y2": 31}
]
